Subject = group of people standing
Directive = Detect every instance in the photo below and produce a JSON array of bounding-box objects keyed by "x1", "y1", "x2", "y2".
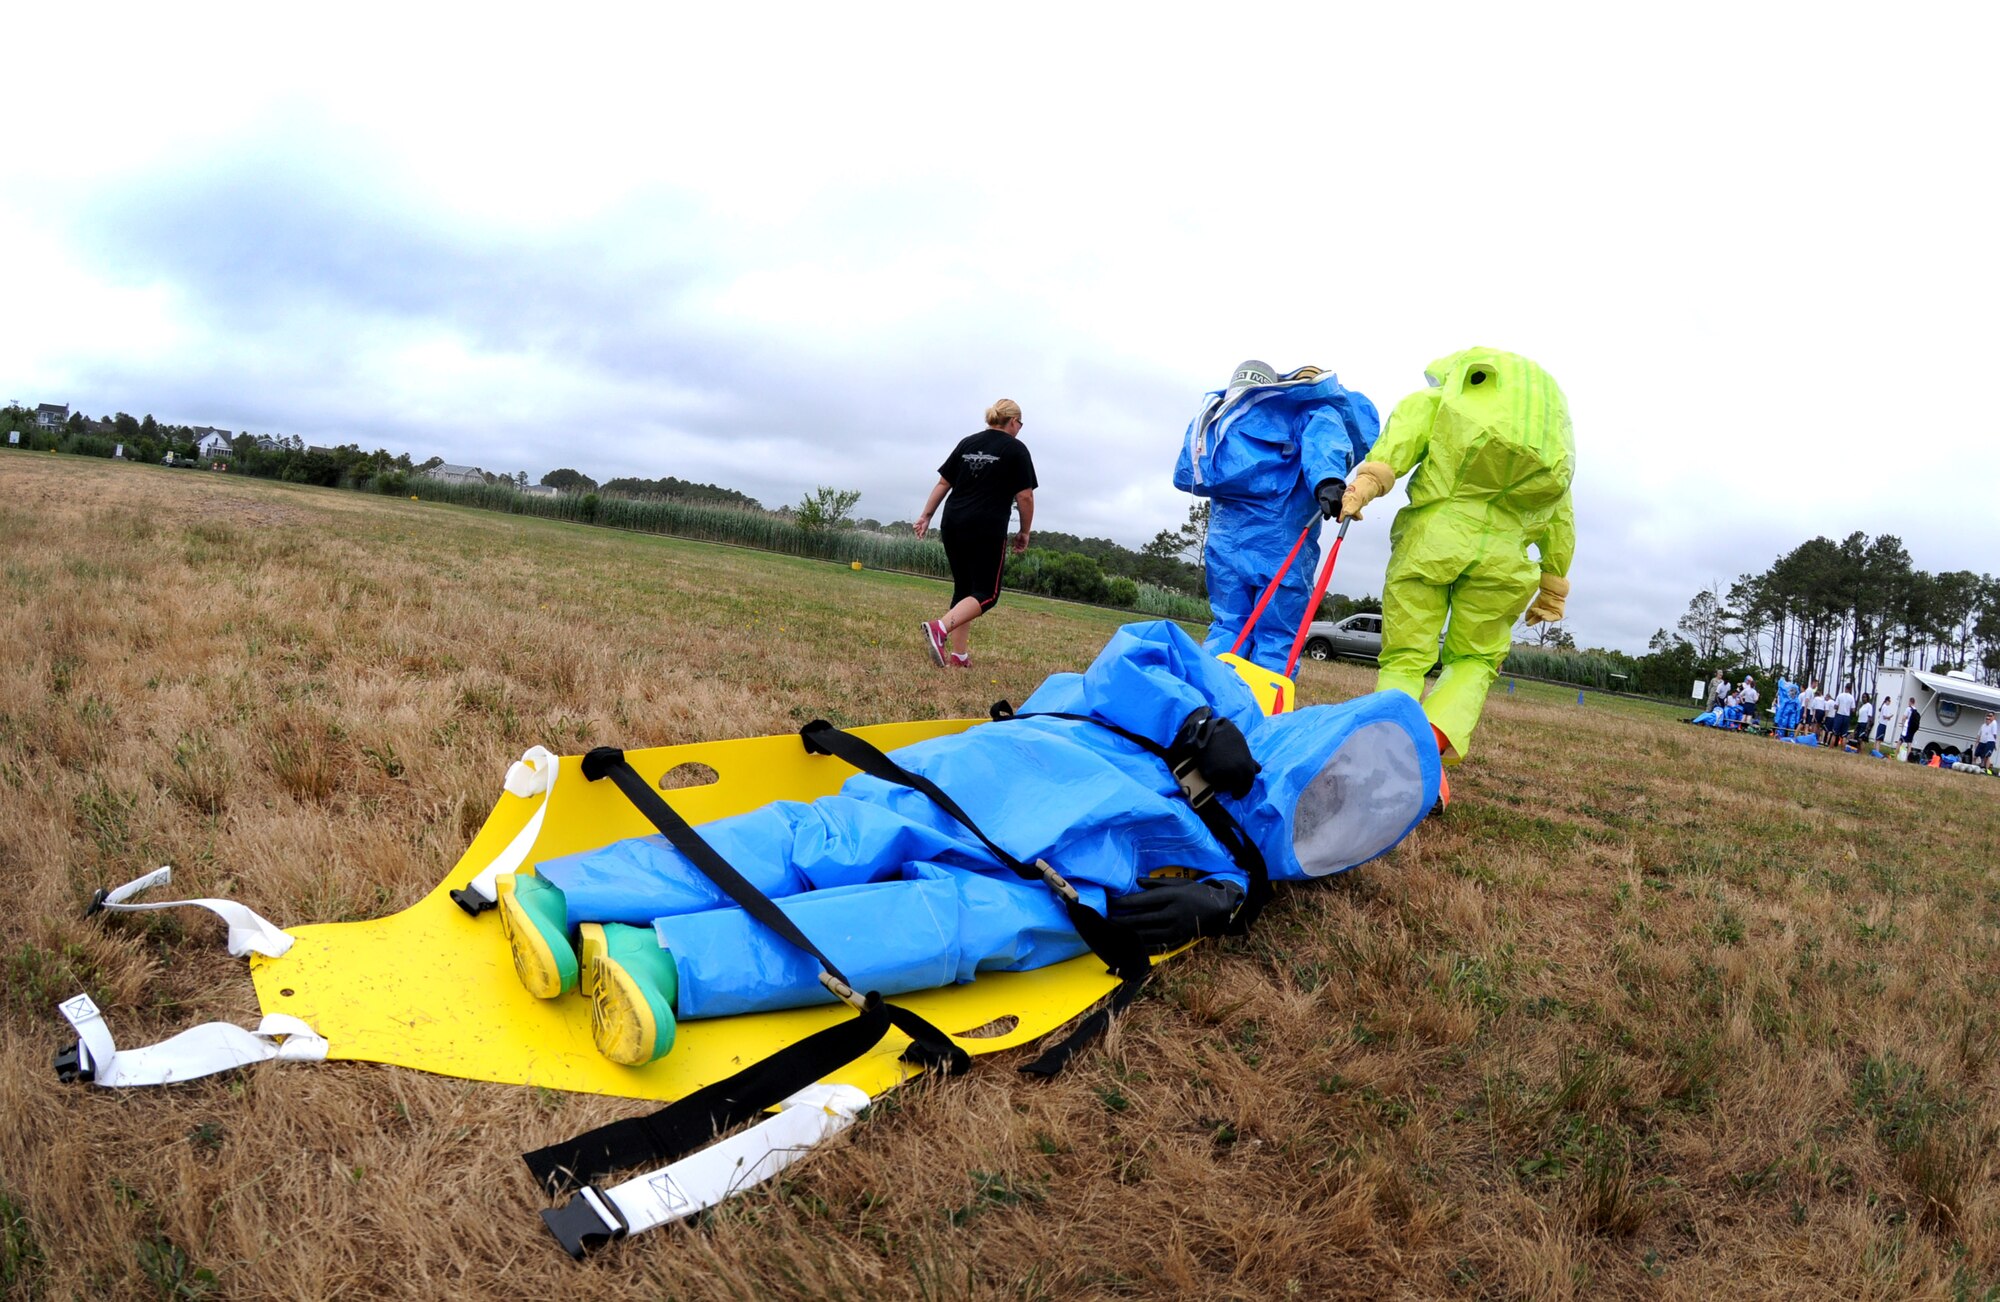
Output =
[
  {"x1": 1796, "y1": 681, "x2": 1861, "y2": 746},
  {"x1": 1729, "y1": 673, "x2": 1988, "y2": 763},
  {"x1": 1707, "y1": 672, "x2": 1762, "y2": 727},
  {"x1": 916, "y1": 349, "x2": 1577, "y2": 772},
  {"x1": 1766, "y1": 678, "x2": 1857, "y2": 744}
]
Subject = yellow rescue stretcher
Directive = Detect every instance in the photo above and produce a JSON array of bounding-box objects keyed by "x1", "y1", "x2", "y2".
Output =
[{"x1": 60, "y1": 652, "x2": 1295, "y2": 1253}]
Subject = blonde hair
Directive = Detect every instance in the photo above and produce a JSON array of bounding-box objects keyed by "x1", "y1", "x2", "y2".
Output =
[{"x1": 984, "y1": 398, "x2": 1022, "y2": 428}]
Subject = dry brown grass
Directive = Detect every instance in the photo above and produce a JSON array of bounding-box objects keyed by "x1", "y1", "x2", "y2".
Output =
[{"x1": 4, "y1": 453, "x2": 2000, "y2": 1300}]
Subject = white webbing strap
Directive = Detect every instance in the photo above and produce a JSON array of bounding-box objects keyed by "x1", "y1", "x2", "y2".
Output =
[
  {"x1": 546, "y1": 1084, "x2": 870, "y2": 1255},
  {"x1": 607, "y1": 1083, "x2": 869, "y2": 1233},
  {"x1": 95, "y1": 866, "x2": 294, "y2": 959},
  {"x1": 58, "y1": 993, "x2": 327, "y2": 1087},
  {"x1": 462, "y1": 745, "x2": 560, "y2": 905}
]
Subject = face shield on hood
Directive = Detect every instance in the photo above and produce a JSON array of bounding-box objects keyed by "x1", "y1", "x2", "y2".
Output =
[
  {"x1": 1424, "y1": 347, "x2": 1508, "y2": 395},
  {"x1": 1229, "y1": 690, "x2": 1441, "y2": 880}
]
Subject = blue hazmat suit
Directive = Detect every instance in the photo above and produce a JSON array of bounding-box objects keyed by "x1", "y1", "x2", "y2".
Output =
[
  {"x1": 1692, "y1": 705, "x2": 1746, "y2": 729},
  {"x1": 1174, "y1": 371, "x2": 1379, "y2": 673},
  {"x1": 1774, "y1": 679, "x2": 1802, "y2": 734},
  {"x1": 536, "y1": 622, "x2": 1440, "y2": 1020}
]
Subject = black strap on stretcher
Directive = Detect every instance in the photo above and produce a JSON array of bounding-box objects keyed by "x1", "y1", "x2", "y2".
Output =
[
  {"x1": 796, "y1": 718, "x2": 1158, "y2": 1079},
  {"x1": 524, "y1": 746, "x2": 970, "y2": 1211},
  {"x1": 978, "y1": 705, "x2": 1275, "y2": 1074},
  {"x1": 530, "y1": 703, "x2": 1277, "y2": 1239},
  {"x1": 986, "y1": 703, "x2": 1274, "y2": 936}
]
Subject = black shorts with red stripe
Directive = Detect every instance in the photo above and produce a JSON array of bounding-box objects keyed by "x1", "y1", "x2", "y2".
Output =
[{"x1": 941, "y1": 519, "x2": 1007, "y2": 612}]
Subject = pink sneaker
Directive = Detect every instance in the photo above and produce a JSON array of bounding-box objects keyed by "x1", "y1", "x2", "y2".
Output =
[
  {"x1": 948, "y1": 652, "x2": 971, "y2": 669},
  {"x1": 921, "y1": 619, "x2": 948, "y2": 667}
]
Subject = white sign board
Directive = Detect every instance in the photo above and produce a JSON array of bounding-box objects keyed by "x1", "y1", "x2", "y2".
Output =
[
  {"x1": 7, "y1": 431, "x2": 17, "y2": 445},
  {"x1": 1691, "y1": 679, "x2": 1705, "y2": 700}
]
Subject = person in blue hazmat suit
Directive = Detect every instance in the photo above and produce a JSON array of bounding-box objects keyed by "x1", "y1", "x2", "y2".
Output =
[
  {"x1": 496, "y1": 621, "x2": 1441, "y2": 1066},
  {"x1": 1690, "y1": 701, "x2": 1744, "y2": 729},
  {"x1": 1773, "y1": 677, "x2": 1803, "y2": 737},
  {"x1": 1174, "y1": 362, "x2": 1380, "y2": 673}
]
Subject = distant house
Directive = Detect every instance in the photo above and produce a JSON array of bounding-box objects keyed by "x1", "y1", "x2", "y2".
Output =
[
  {"x1": 194, "y1": 430, "x2": 233, "y2": 459},
  {"x1": 426, "y1": 463, "x2": 486, "y2": 486},
  {"x1": 254, "y1": 436, "x2": 281, "y2": 452},
  {"x1": 521, "y1": 484, "x2": 561, "y2": 497},
  {"x1": 35, "y1": 403, "x2": 68, "y2": 430}
]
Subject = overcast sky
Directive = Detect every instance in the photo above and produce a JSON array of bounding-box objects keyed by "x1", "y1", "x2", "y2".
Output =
[{"x1": 6, "y1": 6, "x2": 1996, "y2": 654}]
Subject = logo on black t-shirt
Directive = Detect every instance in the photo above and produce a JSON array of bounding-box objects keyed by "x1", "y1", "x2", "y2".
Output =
[{"x1": 960, "y1": 452, "x2": 1000, "y2": 474}]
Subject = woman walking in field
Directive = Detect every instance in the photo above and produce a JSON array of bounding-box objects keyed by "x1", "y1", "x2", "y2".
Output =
[{"x1": 914, "y1": 399, "x2": 1037, "y2": 668}]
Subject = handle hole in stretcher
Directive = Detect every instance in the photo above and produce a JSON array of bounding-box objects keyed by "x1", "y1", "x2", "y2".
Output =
[
  {"x1": 951, "y1": 1015, "x2": 1020, "y2": 1040},
  {"x1": 280, "y1": 988, "x2": 295, "y2": 998},
  {"x1": 658, "y1": 763, "x2": 720, "y2": 792}
]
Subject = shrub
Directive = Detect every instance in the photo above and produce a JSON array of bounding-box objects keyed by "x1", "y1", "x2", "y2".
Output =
[
  {"x1": 60, "y1": 432, "x2": 117, "y2": 459},
  {"x1": 1005, "y1": 549, "x2": 1112, "y2": 604},
  {"x1": 794, "y1": 487, "x2": 861, "y2": 533}
]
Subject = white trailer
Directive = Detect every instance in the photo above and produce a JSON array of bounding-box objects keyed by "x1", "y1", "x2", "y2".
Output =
[{"x1": 1871, "y1": 665, "x2": 2000, "y2": 760}]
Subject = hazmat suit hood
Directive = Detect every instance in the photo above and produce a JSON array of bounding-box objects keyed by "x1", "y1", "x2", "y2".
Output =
[{"x1": 1227, "y1": 690, "x2": 1441, "y2": 881}]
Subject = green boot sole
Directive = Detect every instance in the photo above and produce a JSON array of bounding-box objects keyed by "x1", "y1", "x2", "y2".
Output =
[
  {"x1": 586, "y1": 923, "x2": 679, "y2": 1066},
  {"x1": 496, "y1": 872, "x2": 577, "y2": 999}
]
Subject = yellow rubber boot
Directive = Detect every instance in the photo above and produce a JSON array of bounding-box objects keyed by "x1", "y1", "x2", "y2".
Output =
[
  {"x1": 584, "y1": 923, "x2": 680, "y2": 1067},
  {"x1": 496, "y1": 873, "x2": 577, "y2": 999}
]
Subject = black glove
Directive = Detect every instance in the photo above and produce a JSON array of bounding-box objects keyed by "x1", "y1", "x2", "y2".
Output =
[
  {"x1": 1315, "y1": 477, "x2": 1347, "y2": 521},
  {"x1": 1108, "y1": 877, "x2": 1245, "y2": 951}
]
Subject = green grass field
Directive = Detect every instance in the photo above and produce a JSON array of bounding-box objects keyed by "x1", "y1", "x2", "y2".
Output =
[
  {"x1": 4, "y1": 452, "x2": 2000, "y2": 1300},
  {"x1": 1482, "y1": 674, "x2": 1696, "y2": 724}
]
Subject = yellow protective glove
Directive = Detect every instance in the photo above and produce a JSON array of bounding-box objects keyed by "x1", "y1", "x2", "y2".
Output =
[
  {"x1": 1338, "y1": 459, "x2": 1397, "y2": 521},
  {"x1": 1524, "y1": 573, "x2": 1569, "y2": 625}
]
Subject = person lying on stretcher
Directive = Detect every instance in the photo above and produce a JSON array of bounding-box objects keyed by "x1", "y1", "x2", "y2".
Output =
[{"x1": 497, "y1": 621, "x2": 1442, "y2": 1066}]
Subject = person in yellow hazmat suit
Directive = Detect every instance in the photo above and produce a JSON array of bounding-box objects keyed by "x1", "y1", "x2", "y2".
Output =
[{"x1": 1340, "y1": 348, "x2": 1575, "y2": 766}]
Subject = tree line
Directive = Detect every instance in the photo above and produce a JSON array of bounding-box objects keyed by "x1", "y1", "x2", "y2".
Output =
[
  {"x1": 2, "y1": 407, "x2": 424, "y2": 491},
  {"x1": 7, "y1": 407, "x2": 1382, "y2": 623},
  {"x1": 1502, "y1": 533, "x2": 1997, "y2": 703},
  {"x1": 1673, "y1": 532, "x2": 1996, "y2": 689},
  {"x1": 542, "y1": 467, "x2": 762, "y2": 509},
  {"x1": 2, "y1": 408, "x2": 1211, "y2": 616}
]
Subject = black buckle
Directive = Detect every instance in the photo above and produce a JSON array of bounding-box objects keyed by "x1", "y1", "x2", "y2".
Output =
[
  {"x1": 449, "y1": 886, "x2": 496, "y2": 917},
  {"x1": 85, "y1": 888, "x2": 109, "y2": 918},
  {"x1": 542, "y1": 1186, "x2": 629, "y2": 1259},
  {"x1": 54, "y1": 1041, "x2": 93, "y2": 1084}
]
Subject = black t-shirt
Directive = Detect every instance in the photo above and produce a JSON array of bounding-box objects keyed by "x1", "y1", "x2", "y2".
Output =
[{"x1": 938, "y1": 429, "x2": 1036, "y2": 530}]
